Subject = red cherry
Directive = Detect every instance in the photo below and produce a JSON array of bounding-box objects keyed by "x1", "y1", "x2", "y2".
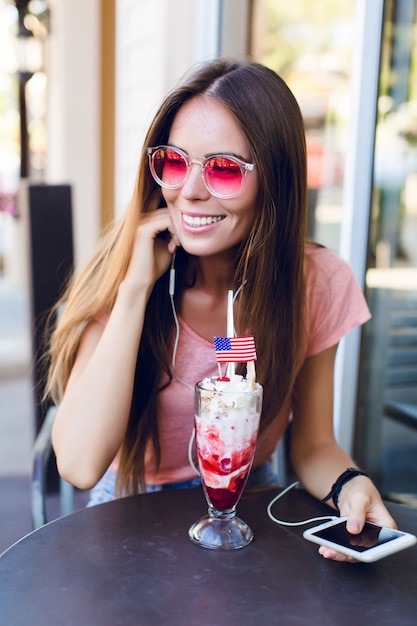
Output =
[{"x1": 216, "y1": 376, "x2": 231, "y2": 382}]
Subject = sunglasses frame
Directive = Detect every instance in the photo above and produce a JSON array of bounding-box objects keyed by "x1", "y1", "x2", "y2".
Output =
[{"x1": 147, "y1": 145, "x2": 255, "y2": 199}]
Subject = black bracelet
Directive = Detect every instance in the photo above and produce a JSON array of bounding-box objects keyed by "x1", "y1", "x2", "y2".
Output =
[{"x1": 321, "y1": 467, "x2": 370, "y2": 510}]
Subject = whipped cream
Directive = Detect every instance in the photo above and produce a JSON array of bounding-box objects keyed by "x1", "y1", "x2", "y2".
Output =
[{"x1": 198, "y1": 375, "x2": 262, "y2": 418}]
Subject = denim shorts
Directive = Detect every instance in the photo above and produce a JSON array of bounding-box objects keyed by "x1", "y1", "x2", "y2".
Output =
[{"x1": 87, "y1": 460, "x2": 278, "y2": 507}]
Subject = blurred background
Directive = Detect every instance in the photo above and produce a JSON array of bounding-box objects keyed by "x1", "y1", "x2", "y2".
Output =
[{"x1": 1, "y1": 0, "x2": 416, "y2": 550}]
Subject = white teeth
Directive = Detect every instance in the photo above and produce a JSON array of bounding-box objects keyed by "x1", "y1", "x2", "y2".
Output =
[{"x1": 183, "y1": 214, "x2": 224, "y2": 227}]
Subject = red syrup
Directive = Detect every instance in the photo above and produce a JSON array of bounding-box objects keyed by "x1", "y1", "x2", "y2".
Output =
[
  {"x1": 198, "y1": 438, "x2": 257, "y2": 510},
  {"x1": 204, "y1": 475, "x2": 248, "y2": 510}
]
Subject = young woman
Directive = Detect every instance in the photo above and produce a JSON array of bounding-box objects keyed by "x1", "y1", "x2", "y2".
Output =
[{"x1": 47, "y1": 58, "x2": 396, "y2": 561}]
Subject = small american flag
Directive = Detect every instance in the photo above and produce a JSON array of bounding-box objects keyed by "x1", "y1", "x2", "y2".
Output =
[{"x1": 213, "y1": 336, "x2": 257, "y2": 363}]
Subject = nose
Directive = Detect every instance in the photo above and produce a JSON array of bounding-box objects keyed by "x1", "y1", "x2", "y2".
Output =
[{"x1": 181, "y1": 161, "x2": 210, "y2": 200}]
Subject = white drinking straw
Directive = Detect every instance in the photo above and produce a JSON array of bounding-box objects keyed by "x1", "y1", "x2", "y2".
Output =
[
  {"x1": 226, "y1": 289, "x2": 235, "y2": 377},
  {"x1": 227, "y1": 290, "x2": 234, "y2": 336}
]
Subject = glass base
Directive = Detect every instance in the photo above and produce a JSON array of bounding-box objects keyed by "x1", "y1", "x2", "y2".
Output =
[{"x1": 188, "y1": 513, "x2": 254, "y2": 550}]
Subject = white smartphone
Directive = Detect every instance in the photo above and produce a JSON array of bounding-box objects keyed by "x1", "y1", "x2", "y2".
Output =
[{"x1": 303, "y1": 517, "x2": 417, "y2": 562}]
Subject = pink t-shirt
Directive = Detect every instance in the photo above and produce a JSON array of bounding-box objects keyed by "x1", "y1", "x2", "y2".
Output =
[{"x1": 115, "y1": 244, "x2": 371, "y2": 486}]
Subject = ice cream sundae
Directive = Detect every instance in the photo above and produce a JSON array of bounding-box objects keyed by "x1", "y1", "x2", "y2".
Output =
[
  {"x1": 195, "y1": 375, "x2": 262, "y2": 510},
  {"x1": 188, "y1": 326, "x2": 262, "y2": 549}
]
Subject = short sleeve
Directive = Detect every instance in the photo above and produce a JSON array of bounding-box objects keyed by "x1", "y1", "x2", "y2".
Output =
[{"x1": 304, "y1": 245, "x2": 371, "y2": 357}]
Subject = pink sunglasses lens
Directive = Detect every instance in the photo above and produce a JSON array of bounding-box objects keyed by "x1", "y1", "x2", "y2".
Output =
[
  {"x1": 153, "y1": 148, "x2": 187, "y2": 187},
  {"x1": 205, "y1": 157, "x2": 243, "y2": 196}
]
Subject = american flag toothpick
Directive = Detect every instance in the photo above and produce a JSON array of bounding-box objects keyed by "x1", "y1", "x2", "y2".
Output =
[
  {"x1": 213, "y1": 335, "x2": 257, "y2": 388},
  {"x1": 213, "y1": 336, "x2": 257, "y2": 363}
]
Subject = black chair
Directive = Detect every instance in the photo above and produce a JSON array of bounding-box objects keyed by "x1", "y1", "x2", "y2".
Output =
[
  {"x1": 31, "y1": 405, "x2": 75, "y2": 530},
  {"x1": 384, "y1": 401, "x2": 417, "y2": 429},
  {"x1": 382, "y1": 295, "x2": 417, "y2": 431}
]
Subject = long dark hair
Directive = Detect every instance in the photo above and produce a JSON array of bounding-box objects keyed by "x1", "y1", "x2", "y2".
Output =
[{"x1": 118, "y1": 59, "x2": 307, "y2": 494}]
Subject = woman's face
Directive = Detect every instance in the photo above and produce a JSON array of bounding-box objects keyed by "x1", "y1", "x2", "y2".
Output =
[{"x1": 162, "y1": 96, "x2": 258, "y2": 258}]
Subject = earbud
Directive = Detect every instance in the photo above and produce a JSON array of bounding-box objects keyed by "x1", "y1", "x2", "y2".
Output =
[{"x1": 169, "y1": 253, "x2": 176, "y2": 296}]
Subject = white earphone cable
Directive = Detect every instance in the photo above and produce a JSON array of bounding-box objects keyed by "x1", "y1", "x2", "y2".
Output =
[
  {"x1": 266, "y1": 481, "x2": 337, "y2": 526},
  {"x1": 168, "y1": 254, "x2": 199, "y2": 475}
]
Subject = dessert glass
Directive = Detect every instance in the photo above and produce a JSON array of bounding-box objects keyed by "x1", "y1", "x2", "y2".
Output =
[{"x1": 189, "y1": 376, "x2": 263, "y2": 550}]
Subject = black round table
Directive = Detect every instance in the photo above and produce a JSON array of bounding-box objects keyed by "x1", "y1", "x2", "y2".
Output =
[{"x1": 1, "y1": 486, "x2": 416, "y2": 625}]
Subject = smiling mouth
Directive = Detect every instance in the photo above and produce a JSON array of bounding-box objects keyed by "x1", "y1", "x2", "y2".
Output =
[{"x1": 182, "y1": 214, "x2": 225, "y2": 227}]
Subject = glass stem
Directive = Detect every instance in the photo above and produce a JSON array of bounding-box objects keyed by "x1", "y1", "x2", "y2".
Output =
[{"x1": 208, "y1": 505, "x2": 236, "y2": 520}]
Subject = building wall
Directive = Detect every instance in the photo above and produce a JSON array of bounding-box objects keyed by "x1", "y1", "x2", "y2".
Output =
[{"x1": 46, "y1": 0, "x2": 101, "y2": 268}]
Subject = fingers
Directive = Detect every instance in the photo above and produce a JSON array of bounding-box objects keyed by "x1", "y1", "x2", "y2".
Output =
[
  {"x1": 140, "y1": 208, "x2": 175, "y2": 239},
  {"x1": 345, "y1": 506, "x2": 366, "y2": 535},
  {"x1": 141, "y1": 209, "x2": 179, "y2": 250},
  {"x1": 361, "y1": 503, "x2": 398, "y2": 531},
  {"x1": 343, "y1": 491, "x2": 397, "y2": 535},
  {"x1": 318, "y1": 546, "x2": 359, "y2": 563},
  {"x1": 124, "y1": 209, "x2": 179, "y2": 290}
]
